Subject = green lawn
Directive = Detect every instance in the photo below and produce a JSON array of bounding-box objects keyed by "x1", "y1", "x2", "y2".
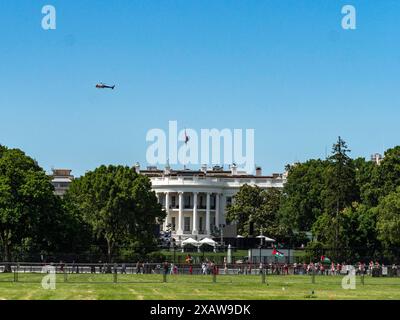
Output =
[{"x1": 0, "y1": 273, "x2": 399, "y2": 300}]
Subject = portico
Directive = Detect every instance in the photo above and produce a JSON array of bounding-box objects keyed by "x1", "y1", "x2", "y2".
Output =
[{"x1": 158, "y1": 191, "x2": 222, "y2": 238}]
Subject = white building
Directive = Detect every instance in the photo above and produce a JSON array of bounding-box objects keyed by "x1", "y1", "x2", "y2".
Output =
[
  {"x1": 371, "y1": 153, "x2": 383, "y2": 165},
  {"x1": 139, "y1": 164, "x2": 285, "y2": 243},
  {"x1": 50, "y1": 169, "x2": 74, "y2": 197}
]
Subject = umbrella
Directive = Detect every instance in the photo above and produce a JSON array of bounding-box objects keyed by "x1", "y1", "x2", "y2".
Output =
[
  {"x1": 181, "y1": 238, "x2": 199, "y2": 246},
  {"x1": 256, "y1": 235, "x2": 275, "y2": 242},
  {"x1": 199, "y1": 237, "x2": 216, "y2": 246},
  {"x1": 264, "y1": 237, "x2": 276, "y2": 242}
]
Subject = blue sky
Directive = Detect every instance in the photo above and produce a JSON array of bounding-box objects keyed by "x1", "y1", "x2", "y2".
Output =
[{"x1": 1, "y1": 1, "x2": 399, "y2": 176}]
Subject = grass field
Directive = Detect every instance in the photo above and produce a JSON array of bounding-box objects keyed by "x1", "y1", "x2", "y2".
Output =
[{"x1": 0, "y1": 273, "x2": 399, "y2": 300}]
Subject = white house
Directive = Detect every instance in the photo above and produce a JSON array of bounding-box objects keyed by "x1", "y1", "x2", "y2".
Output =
[{"x1": 139, "y1": 164, "x2": 285, "y2": 243}]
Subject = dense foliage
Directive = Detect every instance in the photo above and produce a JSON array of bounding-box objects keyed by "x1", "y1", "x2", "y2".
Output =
[
  {"x1": 228, "y1": 138, "x2": 400, "y2": 262},
  {"x1": 0, "y1": 145, "x2": 164, "y2": 265},
  {"x1": 64, "y1": 165, "x2": 165, "y2": 262}
]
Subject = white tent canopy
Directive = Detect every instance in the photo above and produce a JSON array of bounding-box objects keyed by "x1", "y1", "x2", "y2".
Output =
[
  {"x1": 199, "y1": 237, "x2": 217, "y2": 246},
  {"x1": 256, "y1": 235, "x2": 275, "y2": 242},
  {"x1": 181, "y1": 238, "x2": 199, "y2": 246},
  {"x1": 264, "y1": 237, "x2": 275, "y2": 242}
]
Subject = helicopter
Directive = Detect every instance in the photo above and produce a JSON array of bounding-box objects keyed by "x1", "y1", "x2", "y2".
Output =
[{"x1": 95, "y1": 82, "x2": 115, "y2": 90}]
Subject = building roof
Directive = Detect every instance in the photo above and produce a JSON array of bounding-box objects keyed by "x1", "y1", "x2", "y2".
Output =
[
  {"x1": 139, "y1": 167, "x2": 283, "y2": 179},
  {"x1": 52, "y1": 178, "x2": 73, "y2": 183}
]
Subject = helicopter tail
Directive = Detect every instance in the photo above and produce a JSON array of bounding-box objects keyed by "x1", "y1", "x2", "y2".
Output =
[{"x1": 112, "y1": 85, "x2": 115, "y2": 90}]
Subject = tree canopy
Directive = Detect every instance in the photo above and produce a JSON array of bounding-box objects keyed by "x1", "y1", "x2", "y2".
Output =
[
  {"x1": 64, "y1": 165, "x2": 165, "y2": 261},
  {"x1": 0, "y1": 145, "x2": 64, "y2": 265},
  {"x1": 226, "y1": 184, "x2": 289, "y2": 241}
]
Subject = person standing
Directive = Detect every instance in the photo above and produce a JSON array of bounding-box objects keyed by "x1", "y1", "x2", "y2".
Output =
[
  {"x1": 212, "y1": 261, "x2": 217, "y2": 276},
  {"x1": 163, "y1": 261, "x2": 169, "y2": 275}
]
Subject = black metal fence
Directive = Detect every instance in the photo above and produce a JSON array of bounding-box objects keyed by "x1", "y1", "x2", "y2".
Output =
[
  {"x1": 1, "y1": 245, "x2": 400, "y2": 265},
  {"x1": 1, "y1": 262, "x2": 399, "y2": 284}
]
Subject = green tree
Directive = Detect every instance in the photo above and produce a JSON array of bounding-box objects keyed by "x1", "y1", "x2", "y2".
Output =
[
  {"x1": 314, "y1": 202, "x2": 379, "y2": 261},
  {"x1": 279, "y1": 159, "x2": 328, "y2": 233},
  {"x1": 323, "y1": 136, "x2": 359, "y2": 214},
  {"x1": 376, "y1": 188, "x2": 400, "y2": 250},
  {"x1": 321, "y1": 137, "x2": 359, "y2": 255},
  {"x1": 226, "y1": 184, "x2": 287, "y2": 240},
  {"x1": 373, "y1": 147, "x2": 400, "y2": 201},
  {"x1": 0, "y1": 145, "x2": 62, "y2": 266},
  {"x1": 354, "y1": 157, "x2": 379, "y2": 207},
  {"x1": 65, "y1": 165, "x2": 165, "y2": 262}
]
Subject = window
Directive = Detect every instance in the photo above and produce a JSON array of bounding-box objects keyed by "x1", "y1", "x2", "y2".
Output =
[
  {"x1": 226, "y1": 197, "x2": 232, "y2": 206},
  {"x1": 184, "y1": 195, "x2": 191, "y2": 208},
  {"x1": 211, "y1": 195, "x2": 216, "y2": 209},
  {"x1": 184, "y1": 217, "x2": 191, "y2": 232},
  {"x1": 171, "y1": 196, "x2": 176, "y2": 208},
  {"x1": 171, "y1": 217, "x2": 176, "y2": 231},
  {"x1": 199, "y1": 217, "x2": 203, "y2": 231},
  {"x1": 199, "y1": 196, "x2": 205, "y2": 209}
]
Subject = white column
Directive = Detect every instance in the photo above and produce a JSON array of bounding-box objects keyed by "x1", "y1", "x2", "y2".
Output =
[
  {"x1": 193, "y1": 192, "x2": 198, "y2": 235},
  {"x1": 215, "y1": 193, "x2": 220, "y2": 228},
  {"x1": 164, "y1": 192, "x2": 170, "y2": 231},
  {"x1": 156, "y1": 193, "x2": 162, "y2": 227},
  {"x1": 177, "y1": 192, "x2": 183, "y2": 235},
  {"x1": 206, "y1": 192, "x2": 211, "y2": 235}
]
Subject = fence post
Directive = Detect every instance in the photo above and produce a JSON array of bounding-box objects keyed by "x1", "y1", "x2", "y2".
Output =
[
  {"x1": 261, "y1": 268, "x2": 266, "y2": 284},
  {"x1": 13, "y1": 264, "x2": 18, "y2": 282},
  {"x1": 311, "y1": 269, "x2": 315, "y2": 284},
  {"x1": 113, "y1": 264, "x2": 118, "y2": 283}
]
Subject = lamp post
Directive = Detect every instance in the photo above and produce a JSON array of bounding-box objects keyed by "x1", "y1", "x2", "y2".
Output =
[
  {"x1": 219, "y1": 224, "x2": 225, "y2": 246},
  {"x1": 170, "y1": 239, "x2": 176, "y2": 264}
]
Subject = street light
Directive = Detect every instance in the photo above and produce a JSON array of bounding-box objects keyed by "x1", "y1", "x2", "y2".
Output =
[
  {"x1": 170, "y1": 239, "x2": 176, "y2": 264},
  {"x1": 219, "y1": 224, "x2": 226, "y2": 246}
]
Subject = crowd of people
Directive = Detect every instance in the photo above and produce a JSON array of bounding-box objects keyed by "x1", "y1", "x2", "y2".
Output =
[
  {"x1": 161, "y1": 258, "x2": 400, "y2": 277},
  {"x1": 18, "y1": 256, "x2": 398, "y2": 277}
]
